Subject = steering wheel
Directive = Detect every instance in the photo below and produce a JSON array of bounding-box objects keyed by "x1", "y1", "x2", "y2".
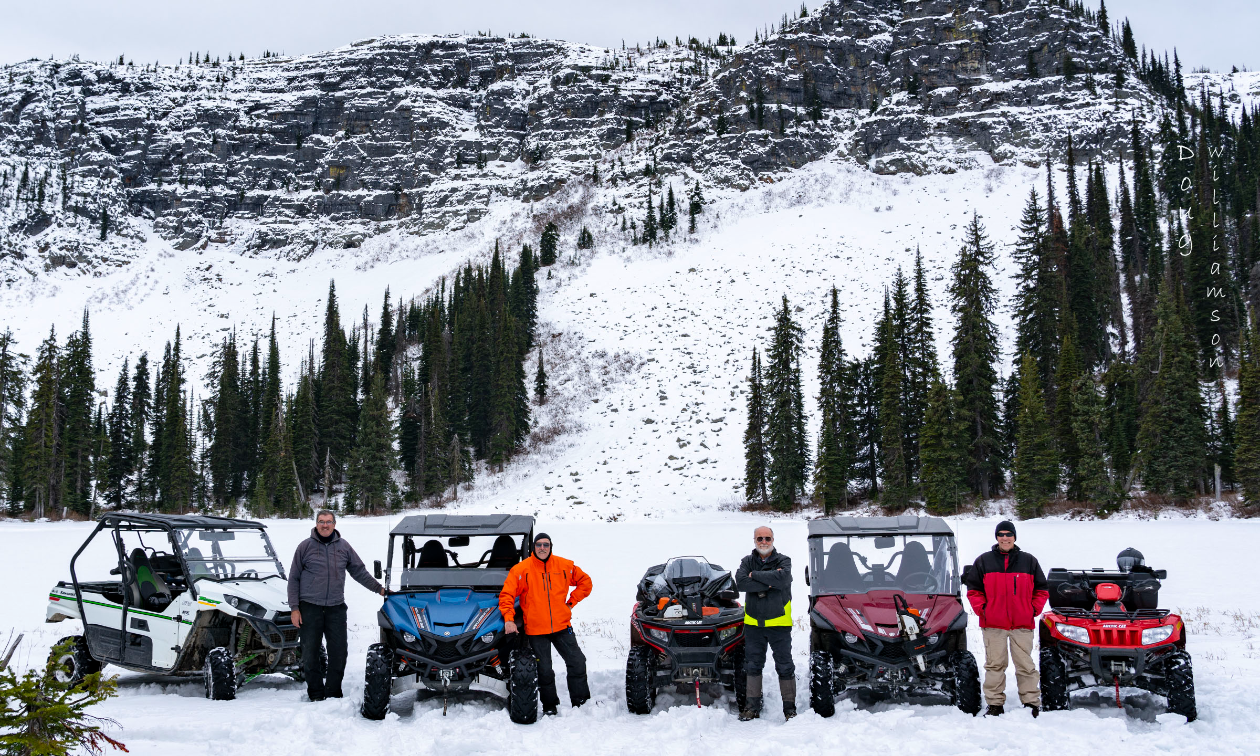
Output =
[
  {"x1": 898, "y1": 572, "x2": 939, "y2": 592},
  {"x1": 445, "y1": 549, "x2": 463, "y2": 567},
  {"x1": 239, "y1": 569, "x2": 258, "y2": 578}
]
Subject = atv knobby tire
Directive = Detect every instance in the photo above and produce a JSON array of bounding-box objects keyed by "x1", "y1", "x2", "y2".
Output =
[
  {"x1": 360, "y1": 644, "x2": 393, "y2": 720},
  {"x1": 729, "y1": 645, "x2": 748, "y2": 712},
  {"x1": 1163, "y1": 650, "x2": 1197, "y2": 722},
  {"x1": 508, "y1": 649, "x2": 539, "y2": 724},
  {"x1": 1039, "y1": 646, "x2": 1070, "y2": 712},
  {"x1": 810, "y1": 650, "x2": 836, "y2": 718},
  {"x1": 292, "y1": 643, "x2": 328, "y2": 684},
  {"x1": 48, "y1": 635, "x2": 100, "y2": 687},
  {"x1": 625, "y1": 645, "x2": 657, "y2": 714},
  {"x1": 950, "y1": 650, "x2": 982, "y2": 716},
  {"x1": 204, "y1": 647, "x2": 237, "y2": 701}
]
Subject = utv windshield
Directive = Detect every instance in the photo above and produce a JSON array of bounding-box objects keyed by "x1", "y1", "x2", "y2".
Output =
[
  {"x1": 175, "y1": 528, "x2": 284, "y2": 581},
  {"x1": 814, "y1": 534, "x2": 958, "y2": 594}
]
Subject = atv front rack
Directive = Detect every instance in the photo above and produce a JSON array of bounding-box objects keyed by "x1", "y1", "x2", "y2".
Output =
[{"x1": 1053, "y1": 607, "x2": 1170, "y2": 621}]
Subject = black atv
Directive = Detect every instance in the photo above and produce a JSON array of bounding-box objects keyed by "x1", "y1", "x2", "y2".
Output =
[{"x1": 625, "y1": 556, "x2": 746, "y2": 713}]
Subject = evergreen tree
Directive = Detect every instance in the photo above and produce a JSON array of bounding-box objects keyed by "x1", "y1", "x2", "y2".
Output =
[
  {"x1": 259, "y1": 317, "x2": 281, "y2": 466},
  {"x1": 904, "y1": 250, "x2": 938, "y2": 480},
  {"x1": 344, "y1": 372, "x2": 396, "y2": 514},
  {"x1": 764, "y1": 297, "x2": 808, "y2": 510},
  {"x1": 1102, "y1": 357, "x2": 1139, "y2": 490},
  {"x1": 209, "y1": 336, "x2": 246, "y2": 507},
  {"x1": 1072, "y1": 375, "x2": 1114, "y2": 510},
  {"x1": 0, "y1": 330, "x2": 28, "y2": 513},
  {"x1": 318, "y1": 281, "x2": 356, "y2": 486},
  {"x1": 289, "y1": 366, "x2": 318, "y2": 498},
  {"x1": 878, "y1": 317, "x2": 910, "y2": 511},
  {"x1": 813, "y1": 287, "x2": 852, "y2": 513},
  {"x1": 1136, "y1": 285, "x2": 1207, "y2": 499},
  {"x1": 103, "y1": 360, "x2": 133, "y2": 509},
  {"x1": 1011, "y1": 188, "x2": 1063, "y2": 388},
  {"x1": 539, "y1": 222, "x2": 559, "y2": 266},
  {"x1": 642, "y1": 189, "x2": 658, "y2": 245},
  {"x1": 1236, "y1": 328, "x2": 1260, "y2": 506},
  {"x1": 373, "y1": 289, "x2": 396, "y2": 385},
  {"x1": 534, "y1": 349, "x2": 547, "y2": 404},
  {"x1": 60, "y1": 311, "x2": 96, "y2": 515},
  {"x1": 743, "y1": 348, "x2": 769, "y2": 507},
  {"x1": 1013, "y1": 352, "x2": 1058, "y2": 518},
  {"x1": 129, "y1": 354, "x2": 150, "y2": 506},
  {"x1": 23, "y1": 327, "x2": 60, "y2": 519},
  {"x1": 950, "y1": 213, "x2": 1004, "y2": 497},
  {"x1": 853, "y1": 356, "x2": 881, "y2": 497},
  {"x1": 920, "y1": 377, "x2": 968, "y2": 515},
  {"x1": 687, "y1": 180, "x2": 705, "y2": 233},
  {"x1": 1055, "y1": 327, "x2": 1084, "y2": 498}
]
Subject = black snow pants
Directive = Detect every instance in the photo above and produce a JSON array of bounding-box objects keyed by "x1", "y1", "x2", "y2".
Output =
[
  {"x1": 527, "y1": 627, "x2": 590, "y2": 707},
  {"x1": 744, "y1": 625, "x2": 795, "y2": 680},
  {"x1": 298, "y1": 601, "x2": 347, "y2": 700}
]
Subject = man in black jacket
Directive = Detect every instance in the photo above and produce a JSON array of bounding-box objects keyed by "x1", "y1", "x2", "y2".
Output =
[
  {"x1": 734, "y1": 525, "x2": 796, "y2": 721},
  {"x1": 288, "y1": 510, "x2": 384, "y2": 701}
]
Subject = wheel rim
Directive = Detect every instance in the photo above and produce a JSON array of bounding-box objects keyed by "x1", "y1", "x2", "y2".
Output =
[{"x1": 52, "y1": 653, "x2": 77, "y2": 683}]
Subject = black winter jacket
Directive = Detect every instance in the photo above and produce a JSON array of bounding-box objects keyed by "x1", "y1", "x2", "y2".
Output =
[{"x1": 735, "y1": 549, "x2": 793, "y2": 626}]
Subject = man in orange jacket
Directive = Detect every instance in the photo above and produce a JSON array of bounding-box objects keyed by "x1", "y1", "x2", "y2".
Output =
[{"x1": 499, "y1": 532, "x2": 593, "y2": 715}]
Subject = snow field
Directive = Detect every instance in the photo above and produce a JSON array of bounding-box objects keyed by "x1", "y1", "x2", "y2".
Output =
[{"x1": 3, "y1": 514, "x2": 1258, "y2": 755}]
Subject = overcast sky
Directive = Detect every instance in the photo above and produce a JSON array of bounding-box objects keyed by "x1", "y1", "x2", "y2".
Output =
[{"x1": 0, "y1": 1, "x2": 1252, "y2": 72}]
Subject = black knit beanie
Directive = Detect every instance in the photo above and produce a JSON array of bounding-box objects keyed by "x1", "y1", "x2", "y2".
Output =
[
  {"x1": 533, "y1": 532, "x2": 552, "y2": 561},
  {"x1": 995, "y1": 520, "x2": 1016, "y2": 538}
]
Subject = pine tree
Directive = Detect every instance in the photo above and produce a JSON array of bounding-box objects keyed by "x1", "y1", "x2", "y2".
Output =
[
  {"x1": 0, "y1": 329, "x2": 28, "y2": 513},
  {"x1": 1236, "y1": 328, "x2": 1260, "y2": 506},
  {"x1": 344, "y1": 372, "x2": 396, "y2": 514},
  {"x1": 0, "y1": 640, "x2": 124, "y2": 756},
  {"x1": 687, "y1": 180, "x2": 705, "y2": 233},
  {"x1": 743, "y1": 348, "x2": 769, "y2": 507},
  {"x1": 209, "y1": 336, "x2": 246, "y2": 507},
  {"x1": 642, "y1": 189, "x2": 658, "y2": 245},
  {"x1": 318, "y1": 281, "x2": 355, "y2": 486},
  {"x1": 765, "y1": 297, "x2": 808, "y2": 510},
  {"x1": 1102, "y1": 357, "x2": 1139, "y2": 490},
  {"x1": 289, "y1": 366, "x2": 318, "y2": 497},
  {"x1": 534, "y1": 349, "x2": 547, "y2": 404},
  {"x1": 1136, "y1": 285, "x2": 1207, "y2": 499},
  {"x1": 950, "y1": 213, "x2": 1004, "y2": 497},
  {"x1": 539, "y1": 222, "x2": 559, "y2": 266},
  {"x1": 103, "y1": 359, "x2": 133, "y2": 509},
  {"x1": 24, "y1": 327, "x2": 60, "y2": 519},
  {"x1": 60, "y1": 311, "x2": 96, "y2": 516},
  {"x1": 1013, "y1": 352, "x2": 1058, "y2": 519},
  {"x1": 1072, "y1": 375, "x2": 1114, "y2": 510},
  {"x1": 904, "y1": 250, "x2": 938, "y2": 480},
  {"x1": 1055, "y1": 327, "x2": 1084, "y2": 498},
  {"x1": 129, "y1": 354, "x2": 150, "y2": 506},
  {"x1": 878, "y1": 316, "x2": 910, "y2": 511},
  {"x1": 920, "y1": 377, "x2": 968, "y2": 515},
  {"x1": 259, "y1": 317, "x2": 281, "y2": 467},
  {"x1": 1011, "y1": 188, "x2": 1062, "y2": 388},
  {"x1": 813, "y1": 288, "x2": 852, "y2": 513}
]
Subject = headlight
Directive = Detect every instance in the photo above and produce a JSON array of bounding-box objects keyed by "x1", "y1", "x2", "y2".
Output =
[
  {"x1": 1056, "y1": 623, "x2": 1090, "y2": 644},
  {"x1": 926, "y1": 633, "x2": 940, "y2": 645},
  {"x1": 410, "y1": 606, "x2": 430, "y2": 633},
  {"x1": 401, "y1": 631, "x2": 417, "y2": 644},
  {"x1": 718, "y1": 625, "x2": 740, "y2": 641},
  {"x1": 646, "y1": 627, "x2": 669, "y2": 643},
  {"x1": 843, "y1": 632, "x2": 860, "y2": 644},
  {"x1": 479, "y1": 633, "x2": 495, "y2": 644},
  {"x1": 223, "y1": 595, "x2": 264, "y2": 616},
  {"x1": 1141, "y1": 625, "x2": 1174, "y2": 645}
]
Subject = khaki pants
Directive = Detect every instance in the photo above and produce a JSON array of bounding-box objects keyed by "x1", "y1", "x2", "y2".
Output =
[{"x1": 981, "y1": 628, "x2": 1040, "y2": 707}]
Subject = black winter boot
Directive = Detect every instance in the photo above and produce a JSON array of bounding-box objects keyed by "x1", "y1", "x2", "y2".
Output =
[
  {"x1": 1024, "y1": 703, "x2": 1040, "y2": 718},
  {"x1": 780, "y1": 678, "x2": 797, "y2": 720},
  {"x1": 985, "y1": 704, "x2": 1004, "y2": 717},
  {"x1": 739, "y1": 698, "x2": 762, "y2": 721}
]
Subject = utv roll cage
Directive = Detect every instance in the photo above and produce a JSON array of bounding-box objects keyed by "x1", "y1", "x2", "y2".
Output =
[{"x1": 380, "y1": 514, "x2": 535, "y2": 591}]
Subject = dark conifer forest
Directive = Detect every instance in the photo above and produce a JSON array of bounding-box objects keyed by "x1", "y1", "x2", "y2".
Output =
[{"x1": 0, "y1": 243, "x2": 540, "y2": 517}]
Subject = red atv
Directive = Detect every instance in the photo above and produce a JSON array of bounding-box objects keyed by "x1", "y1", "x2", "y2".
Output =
[
  {"x1": 806, "y1": 516, "x2": 982, "y2": 717},
  {"x1": 1040, "y1": 548, "x2": 1196, "y2": 721}
]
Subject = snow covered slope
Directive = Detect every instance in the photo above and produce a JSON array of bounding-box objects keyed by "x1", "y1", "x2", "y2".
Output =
[{"x1": 3, "y1": 514, "x2": 1256, "y2": 755}]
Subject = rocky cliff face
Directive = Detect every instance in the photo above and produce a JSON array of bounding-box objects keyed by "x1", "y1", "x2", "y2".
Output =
[{"x1": 0, "y1": 0, "x2": 1163, "y2": 277}]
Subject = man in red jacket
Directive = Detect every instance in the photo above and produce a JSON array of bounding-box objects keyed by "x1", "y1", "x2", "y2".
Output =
[{"x1": 965, "y1": 520, "x2": 1049, "y2": 717}]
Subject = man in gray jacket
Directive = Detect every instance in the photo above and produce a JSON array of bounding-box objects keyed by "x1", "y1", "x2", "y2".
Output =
[{"x1": 289, "y1": 509, "x2": 384, "y2": 701}]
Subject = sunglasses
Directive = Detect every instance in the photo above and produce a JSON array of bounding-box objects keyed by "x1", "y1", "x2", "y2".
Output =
[
  {"x1": 755, "y1": 536, "x2": 774, "y2": 543},
  {"x1": 996, "y1": 532, "x2": 1014, "y2": 537},
  {"x1": 535, "y1": 542, "x2": 552, "y2": 548}
]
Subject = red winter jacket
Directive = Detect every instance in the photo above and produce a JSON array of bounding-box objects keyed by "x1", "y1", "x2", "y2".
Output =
[{"x1": 964, "y1": 545, "x2": 1049, "y2": 630}]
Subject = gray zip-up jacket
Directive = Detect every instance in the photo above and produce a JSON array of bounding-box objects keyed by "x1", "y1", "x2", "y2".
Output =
[{"x1": 288, "y1": 528, "x2": 383, "y2": 608}]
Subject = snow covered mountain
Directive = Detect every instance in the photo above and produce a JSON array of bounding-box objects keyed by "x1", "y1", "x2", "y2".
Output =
[{"x1": 0, "y1": 0, "x2": 1253, "y2": 517}]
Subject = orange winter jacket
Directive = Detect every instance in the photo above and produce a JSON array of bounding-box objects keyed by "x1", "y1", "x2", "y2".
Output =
[{"x1": 498, "y1": 554, "x2": 593, "y2": 635}]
